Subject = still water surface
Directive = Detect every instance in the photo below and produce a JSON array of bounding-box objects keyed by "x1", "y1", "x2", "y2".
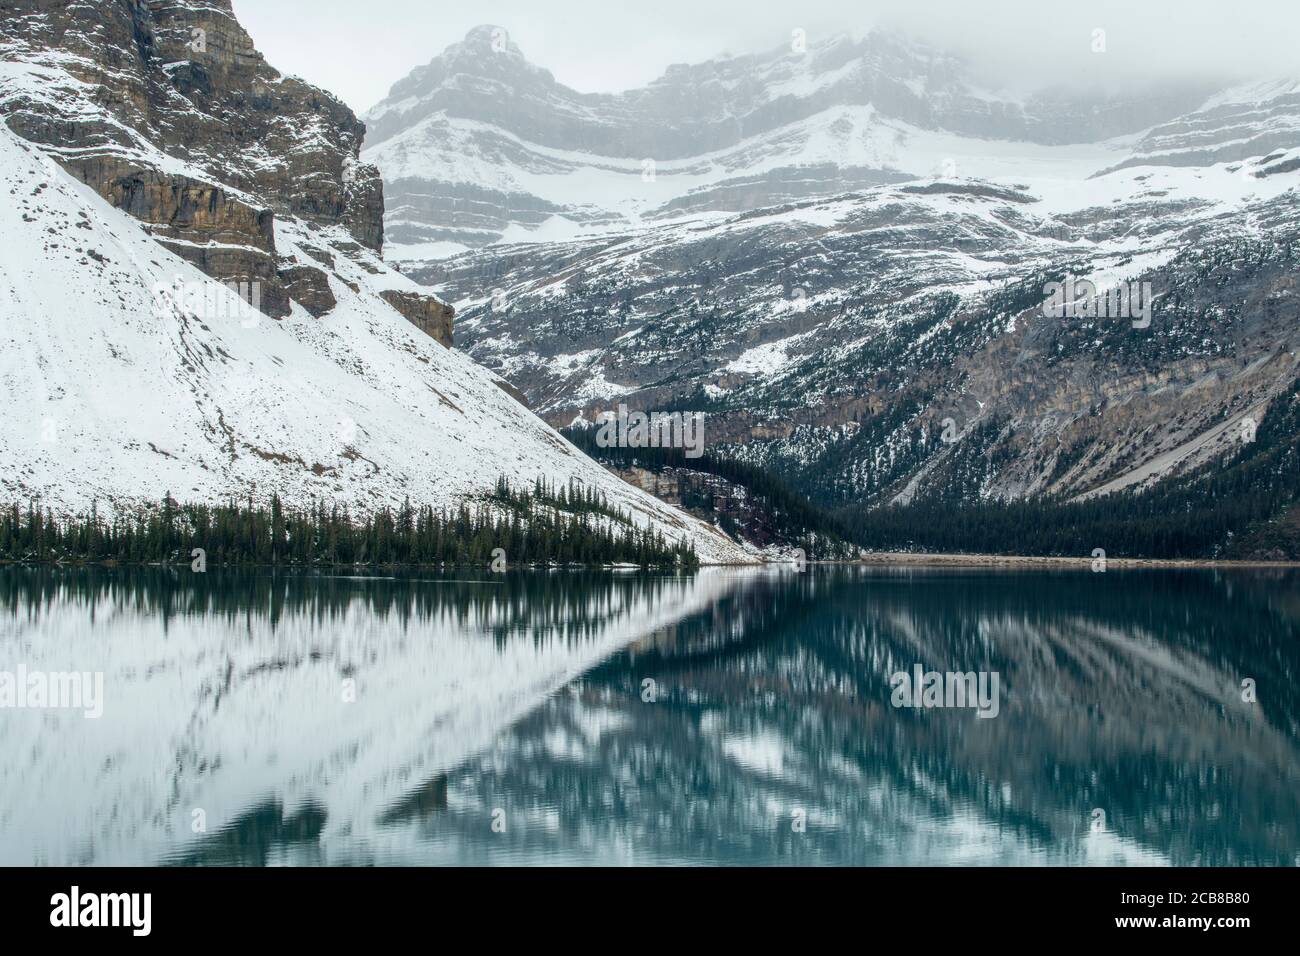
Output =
[{"x1": 0, "y1": 566, "x2": 1296, "y2": 866}]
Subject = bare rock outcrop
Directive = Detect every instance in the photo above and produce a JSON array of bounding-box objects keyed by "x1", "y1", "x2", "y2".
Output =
[
  {"x1": 278, "y1": 264, "x2": 337, "y2": 318},
  {"x1": 379, "y1": 290, "x2": 454, "y2": 347},
  {"x1": 0, "y1": 0, "x2": 386, "y2": 319}
]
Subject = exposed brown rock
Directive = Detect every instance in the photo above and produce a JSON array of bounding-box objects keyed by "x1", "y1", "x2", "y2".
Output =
[
  {"x1": 277, "y1": 264, "x2": 337, "y2": 318},
  {"x1": 379, "y1": 290, "x2": 454, "y2": 348},
  {"x1": 160, "y1": 240, "x2": 291, "y2": 318},
  {"x1": 83, "y1": 162, "x2": 275, "y2": 250},
  {"x1": 0, "y1": 0, "x2": 387, "y2": 319},
  {"x1": 60, "y1": 158, "x2": 296, "y2": 316}
]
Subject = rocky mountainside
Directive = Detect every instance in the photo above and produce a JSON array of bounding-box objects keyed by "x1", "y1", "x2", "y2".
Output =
[
  {"x1": 1101, "y1": 79, "x2": 1300, "y2": 174},
  {"x1": 391, "y1": 54, "x2": 1300, "y2": 525},
  {"x1": 0, "y1": 0, "x2": 397, "y2": 321},
  {"x1": 426, "y1": 178, "x2": 1300, "y2": 511},
  {"x1": 362, "y1": 24, "x2": 1213, "y2": 254},
  {"x1": 0, "y1": 0, "x2": 750, "y2": 563}
]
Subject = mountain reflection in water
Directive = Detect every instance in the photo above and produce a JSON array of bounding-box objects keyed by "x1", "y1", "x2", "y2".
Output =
[{"x1": 0, "y1": 566, "x2": 1296, "y2": 866}]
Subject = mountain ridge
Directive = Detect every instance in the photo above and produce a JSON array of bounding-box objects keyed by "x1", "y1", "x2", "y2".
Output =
[{"x1": 362, "y1": 23, "x2": 1218, "y2": 253}]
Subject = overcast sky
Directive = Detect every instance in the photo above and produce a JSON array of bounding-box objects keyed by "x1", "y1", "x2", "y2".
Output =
[{"x1": 232, "y1": 0, "x2": 1300, "y2": 113}]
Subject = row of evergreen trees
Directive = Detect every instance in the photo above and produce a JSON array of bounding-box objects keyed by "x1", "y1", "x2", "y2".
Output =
[{"x1": 0, "y1": 480, "x2": 697, "y2": 569}]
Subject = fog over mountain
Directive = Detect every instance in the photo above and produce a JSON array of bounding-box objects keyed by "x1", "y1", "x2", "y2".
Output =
[
  {"x1": 360, "y1": 23, "x2": 1246, "y2": 253},
  {"x1": 235, "y1": 0, "x2": 1300, "y2": 113}
]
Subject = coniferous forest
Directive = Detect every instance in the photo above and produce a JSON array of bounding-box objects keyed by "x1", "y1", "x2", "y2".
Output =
[
  {"x1": 570, "y1": 394, "x2": 1300, "y2": 561},
  {"x1": 0, "y1": 477, "x2": 697, "y2": 570}
]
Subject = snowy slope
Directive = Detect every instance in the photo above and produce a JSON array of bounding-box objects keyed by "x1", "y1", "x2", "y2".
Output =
[{"x1": 0, "y1": 124, "x2": 751, "y2": 563}]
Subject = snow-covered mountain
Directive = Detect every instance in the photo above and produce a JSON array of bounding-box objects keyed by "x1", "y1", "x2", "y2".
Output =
[
  {"x1": 366, "y1": 28, "x2": 1300, "y2": 516},
  {"x1": 0, "y1": 1, "x2": 750, "y2": 563},
  {"x1": 9, "y1": 2, "x2": 1300, "y2": 551},
  {"x1": 362, "y1": 24, "x2": 1213, "y2": 255},
  {"x1": 422, "y1": 165, "x2": 1300, "y2": 509}
]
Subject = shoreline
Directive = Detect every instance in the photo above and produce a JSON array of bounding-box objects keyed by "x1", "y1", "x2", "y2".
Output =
[
  {"x1": 5, "y1": 555, "x2": 1298, "y2": 571},
  {"x1": 849, "y1": 552, "x2": 1300, "y2": 570}
]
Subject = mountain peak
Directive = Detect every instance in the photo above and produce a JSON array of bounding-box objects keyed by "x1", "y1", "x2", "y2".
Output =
[{"x1": 365, "y1": 25, "x2": 554, "y2": 142}]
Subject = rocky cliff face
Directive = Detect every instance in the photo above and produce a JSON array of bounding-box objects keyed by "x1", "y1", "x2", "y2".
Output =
[
  {"x1": 0, "y1": 0, "x2": 447, "y2": 334},
  {"x1": 2, "y1": 0, "x2": 382, "y2": 238}
]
